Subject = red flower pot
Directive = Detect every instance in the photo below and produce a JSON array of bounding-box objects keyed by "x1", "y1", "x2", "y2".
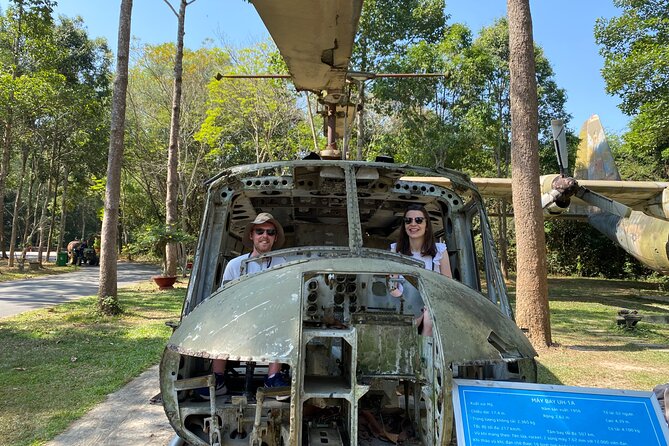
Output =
[{"x1": 152, "y1": 275, "x2": 177, "y2": 290}]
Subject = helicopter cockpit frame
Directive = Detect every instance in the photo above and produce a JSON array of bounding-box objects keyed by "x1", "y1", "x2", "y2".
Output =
[{"x1": 160, "y1": 159, "x2": 536, "y2": 446}]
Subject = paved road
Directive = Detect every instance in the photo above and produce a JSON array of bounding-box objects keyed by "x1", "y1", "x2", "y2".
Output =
[{"x1": 0, "y1": 262, "x2": 160, "y2": 318}]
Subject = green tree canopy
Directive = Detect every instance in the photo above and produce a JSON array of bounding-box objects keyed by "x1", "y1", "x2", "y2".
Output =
[
  {"x1": 196, "y1": 42, "x2": 308, "y2": 165},
  {"x1": 595, "y1": 0, "x2": 669, "y2": 178},
  {"x1": 123, "y1": 43, "x2": 227, "y2": 238},
  {"x1": 0, "y1": 2, "x2": 112, "y2": 259}
]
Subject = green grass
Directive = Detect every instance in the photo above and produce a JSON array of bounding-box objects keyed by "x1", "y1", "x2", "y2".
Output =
[
  {"x1": 524, "y1": 277, "x2": 669, "y2": 391},
  {"x1": 0, "y1": 258, "x2": 78, "y2": 283},
  {"x1": 0, "y1": 283, "x2": 184, "y2": 446}
]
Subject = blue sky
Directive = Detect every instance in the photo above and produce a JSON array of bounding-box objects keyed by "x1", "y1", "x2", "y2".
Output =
[{"x1": 1, "y1": 0, "x2": 629, "y2": 134}]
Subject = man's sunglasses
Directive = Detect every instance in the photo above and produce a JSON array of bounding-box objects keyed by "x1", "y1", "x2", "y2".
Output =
[
  {"x1": 254, "y1": 228, "x2": 277, "y2": 236},
  {"x1": 403, "y1": 217, "x2": 426, "y2": 225}
]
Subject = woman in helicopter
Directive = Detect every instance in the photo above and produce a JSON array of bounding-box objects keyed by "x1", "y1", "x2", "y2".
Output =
[{"x1": 390, "y1": 203, "x2": 452, "y2": 336}]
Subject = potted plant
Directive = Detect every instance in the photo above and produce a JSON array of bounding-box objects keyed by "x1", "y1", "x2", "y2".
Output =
[{"x1": 133, "y1": 224, "x2": 194, "y2": 290}]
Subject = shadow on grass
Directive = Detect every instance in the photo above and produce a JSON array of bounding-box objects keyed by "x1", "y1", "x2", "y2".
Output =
[
  {"x1": 566, "y1": 343, "x2": 669, "y2": 352},
  {"x1": 546, "y1": 277, "x2": 667, "y2": 301},
  {"x1": 537, "y1": 362, "x2": 563, "y2": 385},
  {"x1": 508, "y1": 277, "x2": 669, "y2": 304}
]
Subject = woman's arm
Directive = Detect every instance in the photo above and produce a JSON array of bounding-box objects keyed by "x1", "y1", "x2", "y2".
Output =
[{"x1": 438, "y1": 245, "x2": 453, "y2": 278}]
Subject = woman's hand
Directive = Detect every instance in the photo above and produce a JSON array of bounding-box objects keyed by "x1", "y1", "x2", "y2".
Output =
[{"x1": 388, "y1": 275, "x2": 403, "y2": 297}]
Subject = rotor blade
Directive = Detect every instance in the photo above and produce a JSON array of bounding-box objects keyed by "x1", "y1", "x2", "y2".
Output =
[
  {"x1": 550, "y1": 119, "x2": 569, "y2": 175},
  {"x1": 576, "y1": 187, "x2": 632, "y2": 218},
  {"x1": 215, "y1": 74, "x2": 291, "y2": 79},
  {"x1": 373, "y1": 73, "x2": 448, "y2": 78},
  {"x1": 215, "y1": 72, "x2": 447, "y2": 82},
  {"x1": 251, "y1": 0, "x2": 363, "y2": 102}
]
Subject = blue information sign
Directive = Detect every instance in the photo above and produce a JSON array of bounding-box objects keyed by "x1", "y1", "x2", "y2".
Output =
[{"x1": 453, "y1": 379, "x2": 669, "y2": 446}]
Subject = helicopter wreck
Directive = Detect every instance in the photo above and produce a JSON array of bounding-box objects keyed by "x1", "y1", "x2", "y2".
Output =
[{"x1": 160, "y1": 160, "x2": 537, "y2": 445}]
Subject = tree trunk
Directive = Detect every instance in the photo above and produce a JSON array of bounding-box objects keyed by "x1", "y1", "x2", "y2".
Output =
[
  {"x1": 8, "y1": 147, "x2": 29, "y2": 266},
  {"x1": 81, "y1": 211, "x2": 86, "y2": 240},
  {"x1": 507, "y1": 0, "x2": 551, "y2": 347},
  {"x1": 46, "y1": 173, "x2": 59, "y2": 263},
  {"x1": 98, "y1": 0, "x2": 133, "y2": 314},
  {"x1": 0, "y1": 120, "x2": 12, "y2": 259},
  {"x1": 356, "y1": 82, "x2": 365, "y2": 161},
  {"x1": 164, "y1": 0, "x2": 190, "y2": 278},
  {"x1": 37, "y1": 169, "x2": 52, "y2": 264},
  {"x1": 57, "y1": 164, "x2": 69, "y2": 253},
  {"x1": 496, "y1": 92, "x2": 511, "y2": 281},
  {"x1": 305, "y1": 92, "x2": 319, "y2": 152},
  {"x1": 22, "y1": 153, "x2": 38, "y2": 254}
]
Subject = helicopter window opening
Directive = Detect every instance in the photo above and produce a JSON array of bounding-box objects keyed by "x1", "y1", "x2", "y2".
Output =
[
  {"x1": 213, "y1": 262, "x2": 222, "y2": 292},
  {"x1": 453, "y1": 266, "x2": 461, "y2": 281},
  {"x1": 224, "y1": 211, "x2": 231, "y2": 233},
  {"x1": 507, "y1": 361, "x2": 520, "y2": 374},
  {"x1": 470, "y1": 212, "x2": 484, "y2": 293},
  {"x1": 303, "y1": 399, "x2": 351, "y2": 444},
  {"x1": 446, "y1": 216, "x2": 454, "y2": 235}
]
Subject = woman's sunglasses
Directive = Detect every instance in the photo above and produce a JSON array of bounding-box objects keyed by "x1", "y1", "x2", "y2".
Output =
[
  {"x1": 254, "y1": 228, "x2": 277, "y2": 236},
  {"x1": 403, "y1": 217, "x2": 425, "y2": 225}
]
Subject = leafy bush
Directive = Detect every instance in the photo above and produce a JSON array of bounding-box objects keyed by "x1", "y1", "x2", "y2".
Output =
[
  {"x1": 130, "y1": 224, "x2": 196, "y2": 274},
  {"x1": 545, "y1": 219, "x2": 652, "y2": 279}
]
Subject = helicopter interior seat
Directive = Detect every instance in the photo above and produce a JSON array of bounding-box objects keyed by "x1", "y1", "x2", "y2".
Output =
[{"x1": 188, "y1": 359, "x2": 276, "y2": 400}]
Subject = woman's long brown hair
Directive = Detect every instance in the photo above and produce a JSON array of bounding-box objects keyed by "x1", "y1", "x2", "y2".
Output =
[{"x1": 396, "y1": 204, "x2": 437, "y2": 258}]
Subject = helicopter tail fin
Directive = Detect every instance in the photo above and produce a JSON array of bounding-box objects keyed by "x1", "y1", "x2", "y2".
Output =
[{"x1": 574, "y1": 114, "x2": 621, "y2": 181}]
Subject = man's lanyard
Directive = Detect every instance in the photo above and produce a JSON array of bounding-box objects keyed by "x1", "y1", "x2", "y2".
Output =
[{"x1": 243, "y1": 253, "x2": 272, "y2": 274}]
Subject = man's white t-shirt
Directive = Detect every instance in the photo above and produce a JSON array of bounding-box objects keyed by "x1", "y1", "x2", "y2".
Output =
[{"x1": 222, "y1": 253, "x2": 287, "y2": 281}]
